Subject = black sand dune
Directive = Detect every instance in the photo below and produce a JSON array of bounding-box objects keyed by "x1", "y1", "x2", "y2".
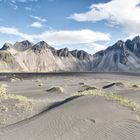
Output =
[{"x1": 0, "y1": 73, "x2": 140, "y2": 140}]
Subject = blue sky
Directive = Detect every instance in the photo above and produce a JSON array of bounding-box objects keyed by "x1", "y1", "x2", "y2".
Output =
[{"x1": 0, "y1": 0, "x2": 139, "y2": 54}]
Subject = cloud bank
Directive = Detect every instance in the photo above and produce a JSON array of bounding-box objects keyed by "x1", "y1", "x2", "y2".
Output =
[
  {"x1": 0, "y1": 26, "x2": 110, "y2": 53},
  {"x1": 68, "y1": 0, "x2": 140, "y2": 35}
]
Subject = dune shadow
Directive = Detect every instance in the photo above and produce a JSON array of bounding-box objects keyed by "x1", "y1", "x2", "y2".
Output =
[
  {"x1": 1, "y1": 95, "x2": 82, "y2": 130},
  {"x1": 102, "y1": 82, "x2": 124, "y2": 89}
]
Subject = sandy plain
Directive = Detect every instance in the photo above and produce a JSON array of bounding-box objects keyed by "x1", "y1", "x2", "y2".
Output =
[{"x1": 0, "y1": 73, "x2": 140, "y2": 140}]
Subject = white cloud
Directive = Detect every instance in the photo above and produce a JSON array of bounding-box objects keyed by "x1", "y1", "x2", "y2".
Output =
[
  {"x1": 29, "y1": 16, "x2": 46, "y2": 28},
  {"x1": 0, "y1": 26, "x2": 33, "y2": 41},
  {"x1": 36, "y1": 29, "x2": 110, "y2": 45},
  {"x1": 68, "y1": 0, "x2": 140, "y2": 35},
  {"x1": 30, "y1": 22, "x2": 43, "y2": 28},
  {"x1": 30, "y1": 15, "x2": 47, "y2": 22},
  {"x1": 0, "y1": 26, "x2": 110, "y2": 53}
]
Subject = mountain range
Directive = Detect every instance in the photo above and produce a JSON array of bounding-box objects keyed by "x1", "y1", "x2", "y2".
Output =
[{"x1": 0, "y1": 36, "x2": 140, "y2": 72}]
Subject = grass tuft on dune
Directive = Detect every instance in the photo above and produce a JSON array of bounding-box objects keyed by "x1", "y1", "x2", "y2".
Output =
[
  {"x1": 102, "y1": 82, "x2": 124, "y2": 89},
  {"x1": 131, "y1": 84, "x2": 140, "y2": 88},
  {"x1": 46, "y1": 86, "x2": 64, "y2": 93},
  {"x1": 0, "y1": 84, "x2": 33, "y2": 125},
  {"x1": 74, "y1": 90, "x2": 140, "y2": 122},
  {"x1": 0, "y1": 85, "x2": 30, "y2": 102},
  {"x1": 78, "y1": 85, "x2": 97, "y2": 92},
  {"x1": 0, "y1": 85, "x2": 7, "y2": 96}
]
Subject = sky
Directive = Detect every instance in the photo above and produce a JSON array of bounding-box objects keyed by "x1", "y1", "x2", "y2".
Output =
[{"x1": 0, "y1": 0, "x2": 140, "y2": 54}]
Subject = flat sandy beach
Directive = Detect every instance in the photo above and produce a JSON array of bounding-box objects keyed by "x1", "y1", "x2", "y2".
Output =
[{"x1": 0, "y1": 73, "x2": 140, "y2": 140}]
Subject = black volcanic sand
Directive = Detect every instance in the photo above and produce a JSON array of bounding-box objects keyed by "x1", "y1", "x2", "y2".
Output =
[{"x1": 0, "y1": 73, "x2": 140, "y2": 140}]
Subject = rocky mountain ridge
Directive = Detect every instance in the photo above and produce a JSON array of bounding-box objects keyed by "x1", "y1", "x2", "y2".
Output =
[
  {"x1": 92, "y1": 36, "x2": 140, "y2": 72},
  {"x1": 0, "y1": 40, "x2": 93, "y2": 72},
  {"x1": 0, "y1": 36, "x2": 140, "y2": 72}
]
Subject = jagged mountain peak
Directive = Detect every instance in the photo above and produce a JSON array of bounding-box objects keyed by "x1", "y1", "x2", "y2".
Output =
[
  {"x1": 0, "y1": 36, "x2": 140, "y2": 72},
  {"x1": 57, "y1": 48, "x2": 69, "y2": 57},
  {"x1": 0, "y1": 43, "x2": 13, "y2": 51},
  {"x1": 35, "y1": 41, "x2": 49, "y2": 46},
  {"x1": 32, "y1": 41, "x2": 54, "y2": 53},
  {"x1": 116, "y1": 40, "x2": 124, "y2": 46},
  {"x1": 14, "y1": 40, "x2": 32, "y2": 46},
  {"x1": 13, "y1": 40, "x2": 32, "y2": 51},
  {"x1": 112, "y1": 40, "x2": 125, "y2": 49},
  {"x1": 92, "y1": 35, "x2": 140, "y2": 72},
  {"x1": 132, "y1": 36, "x2": 140, "y2": 43},
  {"x1": 70, "y1": 49, "x2": 91, "y2": 60},
  {"x1": 0, "y1": 40, "x2": 93, "y2": 72}
]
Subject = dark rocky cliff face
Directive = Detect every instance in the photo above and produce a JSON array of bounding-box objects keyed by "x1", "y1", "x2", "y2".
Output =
[
  {"x1": 0, "y1": 43, "x2": 13, "y2": 51},
  {"x1": 70, "y1": 50, "x2": 92, "y2": 60},
  {"x1": 92, "y1": 36, "x2": 140, "y2": 72},
  {"x1": 13, "y1": 40, "x2": 32, "y2": 51},
  {"x1": 57, "y1": 48, "x2": 70, "y2": 57},
  {"x1": 31, "y1": 41, "x2": 52, "y2": 53}
]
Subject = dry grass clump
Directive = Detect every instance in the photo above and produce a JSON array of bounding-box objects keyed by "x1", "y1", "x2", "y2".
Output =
[
  {"x1": 78, "y1": 85, "x2": 97, "y2": 93},
  {"x1": 75, "y1": 90, "x2": 139, "y2": 111},
  {"x1": 15, "y1": 100, "x2": 33, "y2": 112},
  {"x1": 131, "y1": 84, "x2": 140, "y2": 88},
  {"x1": 0, "y1": 84, "x2": 34, "y2": 125},
  {"x1": 74, "y1": 90, "x2": 140, "y2": 122},
  {"x1": 46, "y1": 86, "x2": 64, "y2": 93},
  {"x1": 38, "y1": 83, "x2": 43, "y2": 87},
  {"x1": 0, "y1": 84, "x2": 7, "y2": 96},
  {"x1": 0, "y1": 85, "x2": 33, "y2": 113},
  {"x1": 79, "y1": 85, "x2": 97, "y2": 92},
  {"x1": 81, "y1": 85, "x2": 97, "y2": 89},
  {"x1": 102, "y1": 82, "x2": 124, "y2": 89},
  {"x1": 0, "y1": 84, "x2": 33, "y2": 125}
]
